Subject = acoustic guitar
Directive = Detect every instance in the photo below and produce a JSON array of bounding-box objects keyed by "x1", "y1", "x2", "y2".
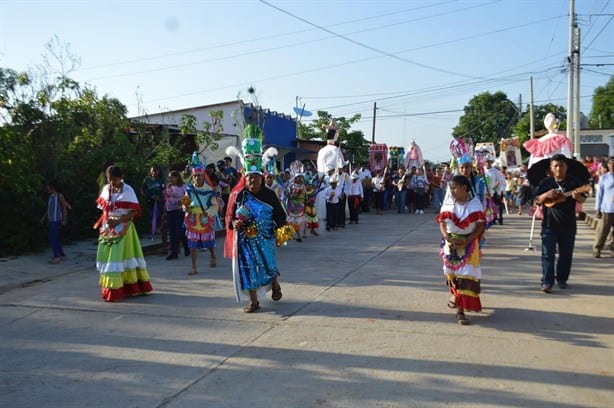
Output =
[{"x1": 543, "y1": 185, "x2": 591, "y2": 208}]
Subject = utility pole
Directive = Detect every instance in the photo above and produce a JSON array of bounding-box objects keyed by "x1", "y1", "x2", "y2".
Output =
[
  {"x1": 371, "y1": 102, "x2": 377, "y2": 143},
  {"x1": 530, "y1": 76, "x2": 535, "y2": 139},
  {"x1": 574, "y1": 25, "x2": 581, "y2": 157},
  {"x1": 566, "y1": 0, "x2": 576, "y2": 150}
]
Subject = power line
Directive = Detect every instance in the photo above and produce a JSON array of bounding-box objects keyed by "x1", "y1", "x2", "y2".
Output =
[
  {"x1": 84, "y1": 1, "x2": 515, "y2": 82},
  {"x1": 257, "y1": 0, "x2": 501, "y2": 80},
  {"x1": 583, "y1": 14, "x2": 614, "y2": 51},
  {"x1": 78, "y1": 0, "x2": 458, "y2": 71}
]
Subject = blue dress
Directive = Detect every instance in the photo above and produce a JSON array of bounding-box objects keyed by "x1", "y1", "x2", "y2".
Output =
[{"x1": 230, "y1": 187, "x2": 286, "y2": 302}]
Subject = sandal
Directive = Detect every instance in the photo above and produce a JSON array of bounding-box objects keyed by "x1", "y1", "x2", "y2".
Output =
[
  {"x1": 243, "y1": 301, "x2": 260, "y2": 313},
  {"x1": 456, "y1": 311, "x2": 470, "y2": 325},
  {"x1": 447, "y1": 300, "x2": 457, "y2": 309},
  {"x1": 188, "y1": 268, "x2": 198, "y2": 275},
  {"x1": 272, "y1": 285, "x2": 283, "y2": 302}
]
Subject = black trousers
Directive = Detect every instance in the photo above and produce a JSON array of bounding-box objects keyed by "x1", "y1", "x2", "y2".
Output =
[
  {"x1": 326, "y1": 202, "x2": 338, "y2": 229},
  {"x1": 348, "y1": 195, "x2": 361, "y2": 222},
  {"x1": 336, "y1": 195, "x2": 346, "y2": 226}
]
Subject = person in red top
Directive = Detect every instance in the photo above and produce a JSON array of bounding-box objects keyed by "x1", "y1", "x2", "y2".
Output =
[{"x1": 430, "y1": 167, "x2": 443, "y2": 212}]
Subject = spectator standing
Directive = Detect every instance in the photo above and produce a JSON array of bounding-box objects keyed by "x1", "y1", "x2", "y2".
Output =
[
  {"x1": 141, "y1": 165, "x2": 165, "y2": 239},
  {"x1": 430, "y1": 168, "x2": 444, "y2": 213},
  {"x1": 411, "y1": 167, "x2": 429, "y2": 214},
  {"x1": 164, "y1": 171, "x2": 189, "y2": 260},
  {"x1": 41, "y1": 180, "x2": 69, "y2": 264},
  {"x1": 593, "y1": 157, "x2": 614, "y2": 258},
  {"x1": 392, "y1": 167, "x2": 408, "y2": 213}
]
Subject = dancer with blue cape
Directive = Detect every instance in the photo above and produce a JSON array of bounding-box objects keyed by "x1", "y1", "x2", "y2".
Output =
[{"x1": 224, "y1": 120, "x2": 292, "y2": 313}]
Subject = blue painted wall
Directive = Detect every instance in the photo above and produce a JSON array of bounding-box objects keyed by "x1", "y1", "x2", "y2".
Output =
[
  {"x1": 243, "y1": 105, "x2": 296, "y2": 148},
  {"x1": 243, "y1": 105, "x2": 297, "y2": 170}
]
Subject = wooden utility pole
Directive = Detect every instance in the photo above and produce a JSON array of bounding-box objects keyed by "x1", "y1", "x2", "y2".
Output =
[{"x1": 371, "y1": 102, "x2": 377, "y2": 143}]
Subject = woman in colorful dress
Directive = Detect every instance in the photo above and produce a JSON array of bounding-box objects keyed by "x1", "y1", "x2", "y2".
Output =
[
  {"x1": 96, "y1": 165, "x2": 153, "y2": 302},
  {"x1": 303, "y1": 171, "x2": 321, "y2": 236},
  {"x1": 226, "y1": 171, "x2": 288, "y2": 313},
  {"x1": 183, "y1": 163, "x2": 219, "y2": 275},
  {"x1": 436, "y1": 175, "x2": 486, "y2": 325}
]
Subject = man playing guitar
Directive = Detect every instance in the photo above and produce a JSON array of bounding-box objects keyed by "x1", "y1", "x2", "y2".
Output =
[{"x1": 534, "y1": 154, "x2": 588, "y2": 293}]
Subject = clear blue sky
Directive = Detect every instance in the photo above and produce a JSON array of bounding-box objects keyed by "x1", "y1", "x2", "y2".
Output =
[{"x1": 1, "y1": 0, "x2": 612, "y2": 162}]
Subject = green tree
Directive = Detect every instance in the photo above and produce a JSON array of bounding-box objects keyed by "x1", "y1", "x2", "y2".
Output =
[
  {"x1": 179, "y1": 110, "x2": 224, "y2": 153},
  {"x1": 589, "y1": 75, "x2": 614, "y2": 129},
  {"x1": 453, "y1": 91, "x2": 520, "y2": 144}
]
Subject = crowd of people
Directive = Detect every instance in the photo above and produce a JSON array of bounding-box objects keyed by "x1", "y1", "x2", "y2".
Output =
[{"x1": 41, "y1": 116, "x2": 613, "y2": 325}]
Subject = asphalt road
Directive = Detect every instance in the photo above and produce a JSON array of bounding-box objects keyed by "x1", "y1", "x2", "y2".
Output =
[{"x1": 1, "y1": 207, "x2": 612, "y2": 408}]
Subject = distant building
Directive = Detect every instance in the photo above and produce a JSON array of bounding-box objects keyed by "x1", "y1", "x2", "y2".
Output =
[
  {"x1": 132, "y1": 100, "x2": 303, "y2": 170},
  {"x1": 554, "y1": 128, "x2": 614, "y2": 158}
]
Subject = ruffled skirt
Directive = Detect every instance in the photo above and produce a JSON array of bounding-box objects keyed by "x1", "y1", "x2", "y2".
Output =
[{"x1": 96, "y1": 222, "x2": 152, "y2": 302}]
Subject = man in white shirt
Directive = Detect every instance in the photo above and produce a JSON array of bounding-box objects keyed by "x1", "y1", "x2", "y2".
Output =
[
  {"x1": 336, "y1": 165, "x2": 350, "y2": 228},
  {"x1": 359, "y1": 163, "x2": 373, "y2": 212},
  {"x1": 347, "y1": 172, "x2": 364, "y2": 224},
  {"x1": 593, "y1": 157, "x2": 614, "y2": 257},
  {"x1": 323, "y1": 175, "x2": 342, "y2": 231},
  {"x1": 484, "y1": 156, "x2": 506, "y2": 225}
]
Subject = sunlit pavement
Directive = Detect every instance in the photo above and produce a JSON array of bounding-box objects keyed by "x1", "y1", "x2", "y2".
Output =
[{"x1": 1, "y1": 206, "x2": 612, "y2": 408}]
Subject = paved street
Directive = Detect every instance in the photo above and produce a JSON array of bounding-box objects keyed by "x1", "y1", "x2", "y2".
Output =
[{"x1": 1, "y1": 208, "x2": 612, "y2": 407}]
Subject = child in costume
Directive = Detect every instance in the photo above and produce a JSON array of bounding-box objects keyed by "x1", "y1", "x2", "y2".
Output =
[
  {"x1": 183, "y1": 154, "x2": 219, "y2": 275},
  {"x1": 285, "y1": 161, "x2": 307, "y2": 242},
  {"x1": 436, "y1": 175, "x2": 486, "y2": 325}
]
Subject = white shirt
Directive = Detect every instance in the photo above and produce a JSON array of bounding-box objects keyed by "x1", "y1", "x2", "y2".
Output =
[
  {"x1": 484, "y1": 166, "x2": 506, "y2": 195},
  {"x1": 360, "y1": 168, "x2": 372, "y2": 180},
  {"x1": 323, "y1": 185, "x2": 342, "y2": 204},
  {"x1": 347, "y1": 180, "x2": 363, "y2": 198}
]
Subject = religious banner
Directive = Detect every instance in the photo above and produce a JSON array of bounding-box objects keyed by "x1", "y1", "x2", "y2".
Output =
[
  {"x1": 499, "y1": 137, "x2": 521, "y2": 169},
  {"x1": 368, "y1": 143, "x2": 388, "y2": 172}
]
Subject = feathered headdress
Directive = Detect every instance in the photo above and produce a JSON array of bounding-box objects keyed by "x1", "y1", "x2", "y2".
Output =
[
  {"x1": 191, "y1": 151, "x2": 206, "y2": 174},
  {"x1": 262, "y1": 146, "x2": 279, "y2": 175},
  {"x1": 226, "y1": 87, "x2": 268, "y2": 174}
]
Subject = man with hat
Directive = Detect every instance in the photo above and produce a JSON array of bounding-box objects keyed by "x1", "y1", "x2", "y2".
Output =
[{"x1": 322, "y1": 173, "x2": 342, "y2": 231}]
